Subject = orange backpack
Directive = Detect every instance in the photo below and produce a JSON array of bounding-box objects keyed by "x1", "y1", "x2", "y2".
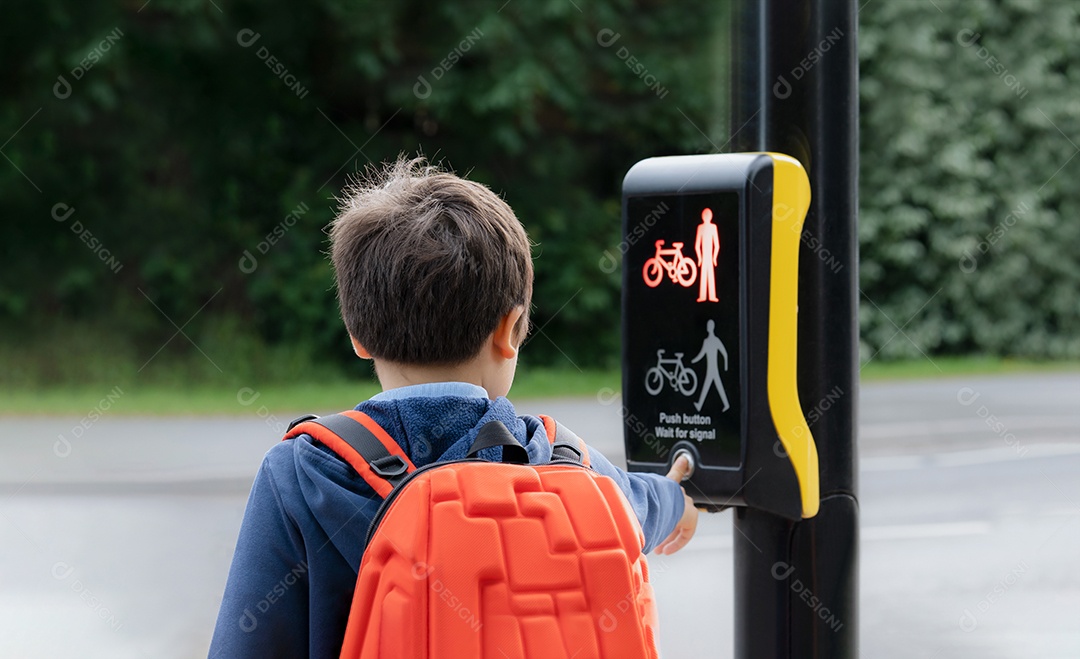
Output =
[{"x1": 284, "y1": 410, "x2": 660, "y2": 659}]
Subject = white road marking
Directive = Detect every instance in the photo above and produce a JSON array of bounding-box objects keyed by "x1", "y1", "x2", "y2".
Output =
[
  {"x1": 860, "y1": 416, "x2": 1080, "y2": 441},
  {"x1": 861, "y1": 521, "x2": 991, "y2": 541},
  {"x1": 683, "y1": 535, "x2": 733, "y2": 552},
  {"x1": 680, "y1": 521, "x2": 992, "y2": 552},
  {"x1": 861, "y1": 443, "x2": 1080, "y2": 472}
]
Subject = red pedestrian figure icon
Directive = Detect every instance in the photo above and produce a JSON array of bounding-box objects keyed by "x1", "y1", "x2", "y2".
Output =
[{"x1": 695, "y1": 208, "x2": 720, "y2": 302}]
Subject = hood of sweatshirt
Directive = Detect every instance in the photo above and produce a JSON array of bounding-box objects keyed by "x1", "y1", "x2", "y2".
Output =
[{"x1": 276, "y1": 393, "x2": 551, "y2": 571}]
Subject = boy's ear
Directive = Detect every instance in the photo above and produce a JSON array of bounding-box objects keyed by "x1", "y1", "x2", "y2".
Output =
[
  {"x1": 492, "y1": 306, "x2": 526, "y2": 360},
  {"x1": 350, "y1": 335, "x2": 373, "y2": 360}
]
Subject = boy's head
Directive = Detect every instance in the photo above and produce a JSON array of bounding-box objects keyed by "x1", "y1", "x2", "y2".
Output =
[{"x1": 330, "y1": 157, "x2": 533, "y2": 387}]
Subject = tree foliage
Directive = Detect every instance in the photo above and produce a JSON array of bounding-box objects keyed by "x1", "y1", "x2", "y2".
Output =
[
  {"x1": 1, "y1": 0, "x2": 720, "y2": 379},
  {"x1": 859, "y1": 0, "x2": 1080, "y2": 360},
  {"x1": 1, "y1": 1, "x2": 1077, "y2": 386}
]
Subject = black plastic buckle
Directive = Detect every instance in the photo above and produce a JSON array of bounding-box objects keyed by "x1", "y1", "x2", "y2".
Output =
[
  {"x1": 370, "y1": 454, "x2": 410, "y2": 479},
  {"x1": 287, "y1": 414, "x2": 319, "y2": 432},
  {"x1": 550, "y1": 443, "x2": 584, "y2": 465}
]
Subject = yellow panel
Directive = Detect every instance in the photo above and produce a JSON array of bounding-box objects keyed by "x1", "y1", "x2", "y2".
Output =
[{"x1": 763, "y1": 153, "x2": 819, "y2": 518}]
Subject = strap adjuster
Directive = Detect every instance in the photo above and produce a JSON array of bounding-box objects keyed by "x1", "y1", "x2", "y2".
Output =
[
  {"x1": 287, "y1": 414, "x2": 319, "y2": 432},
  {"x1": 550, "y1": 443, "x2": 584, "y2": 464},
  {"x1": 370, "y1": 454, "x2": 410, "y2": 479}
]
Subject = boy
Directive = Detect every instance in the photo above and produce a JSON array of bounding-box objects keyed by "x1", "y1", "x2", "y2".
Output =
[{"x1": 209, "y1": 158, "x2": 698, "y2": 658}]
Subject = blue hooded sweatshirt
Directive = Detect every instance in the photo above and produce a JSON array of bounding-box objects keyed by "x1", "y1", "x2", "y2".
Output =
[{"x1": 209, "y1": 382, "x2": 684, "y2": 658}]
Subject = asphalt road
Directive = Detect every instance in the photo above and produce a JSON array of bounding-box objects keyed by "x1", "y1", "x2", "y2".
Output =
[{"x1": 1, "y1": 373, "x2": 1078, "y2": 658}]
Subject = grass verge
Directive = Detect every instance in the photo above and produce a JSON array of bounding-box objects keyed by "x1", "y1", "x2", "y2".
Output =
[
  {"x1": 3, "y1": 357, "x2": 1076, "y2": 416},
  {"x1": 0, "y1": 368, "x2": 624, "y2": 416},
  {"x1": 858, "y1": 356, "x2": 1080, "y2": 380}
]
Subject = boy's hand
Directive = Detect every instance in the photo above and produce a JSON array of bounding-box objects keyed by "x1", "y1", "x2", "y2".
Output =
[{"x1": 653, "y1": 454, "x2": 699, "y2": 555}]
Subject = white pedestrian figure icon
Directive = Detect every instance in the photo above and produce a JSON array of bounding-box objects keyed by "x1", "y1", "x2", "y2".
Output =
[
  {"x1": 691, "y1": 319, "x2": 730, "y2": 412},
  {"x1": 695, "y1": 207, "x2": 720, "y2": 303}
]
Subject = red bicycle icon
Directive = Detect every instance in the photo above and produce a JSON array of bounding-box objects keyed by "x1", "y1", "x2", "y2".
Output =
[{"x1": 643, "y1": 240, "x2": 698, "y2": 288}]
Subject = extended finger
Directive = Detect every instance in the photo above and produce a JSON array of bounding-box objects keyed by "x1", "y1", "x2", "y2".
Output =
[
  {"x1": 665, "y1": 454, "x2": 691, "y2": 482},
  {"x1": 661, "y1": 531, "x2": 691, "y2": 555},
  {"x1": 653, "y1": 529, "x2": 680, "y2": 555}
]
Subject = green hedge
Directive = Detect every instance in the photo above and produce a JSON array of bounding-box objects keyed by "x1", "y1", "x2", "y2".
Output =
[
  {"x1": 859, "y1": 1, "x2": 1080, "y2": 360},
  {"x1": 2, "y1": 1, "x2": 1077, "y2": 387},
  {"x1": 1, "y1": 0, "x2": 721, "y2": 381}
]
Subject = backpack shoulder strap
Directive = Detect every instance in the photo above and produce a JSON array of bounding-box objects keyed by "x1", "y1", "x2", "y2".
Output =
[
  {"x1": 536, "y1": 414, "x2": 591, "y2": 467},
  {"x1": 283, "y1": 411, "x2": 416, "y2": 498}
]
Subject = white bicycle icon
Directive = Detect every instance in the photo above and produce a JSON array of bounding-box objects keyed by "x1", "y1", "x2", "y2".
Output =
[{"x1": 644, "y1": 349, "x2": 698, "y2": 396}]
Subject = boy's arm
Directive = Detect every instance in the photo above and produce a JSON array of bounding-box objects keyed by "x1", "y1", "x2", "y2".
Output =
[
  {"x1": 209, "y1": 460, "x2": 309, "y2": 659},
  {"x1": 583, "y1": 445, "x2": 697, "y2": 555},
  {"x1": 653, "y1": 456, "x2": 698, "y2": 555}
]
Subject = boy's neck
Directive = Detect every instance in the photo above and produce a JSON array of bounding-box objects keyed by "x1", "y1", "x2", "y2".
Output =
[
  {"x1": 356, "y1": 312, "x2": 521, "y2": 401},
  {"x1": 374, "y1": 359, "x2": 491, "y2": 397}
]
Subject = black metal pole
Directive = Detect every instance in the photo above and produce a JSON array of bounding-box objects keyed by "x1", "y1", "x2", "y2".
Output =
[{"x1": 730, "y1": 2, "x2": 859, "y2": 658}]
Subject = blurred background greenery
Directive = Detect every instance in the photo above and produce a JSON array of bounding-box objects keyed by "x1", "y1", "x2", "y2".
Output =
[{"x1": 2, "y1": 1, "x2": 1078, "y2": 396}]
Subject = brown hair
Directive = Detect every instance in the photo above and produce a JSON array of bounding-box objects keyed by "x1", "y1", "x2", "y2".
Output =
[{"x1": 330, "y1": 157, "x2": 533, "y2": 365}]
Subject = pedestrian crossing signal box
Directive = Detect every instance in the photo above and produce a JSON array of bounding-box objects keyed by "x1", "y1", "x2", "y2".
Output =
[{"x1": 620, "y1": 153, "x2": 819, "y2": 520}]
